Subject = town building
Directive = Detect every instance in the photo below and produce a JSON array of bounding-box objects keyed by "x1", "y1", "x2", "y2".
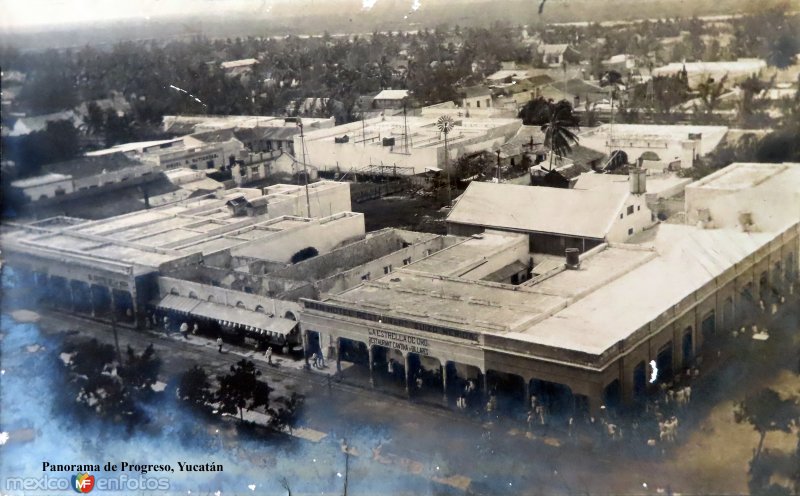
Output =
[
  {"x1": 295, "y1": 115, "x2": 521, "y2": 175},
  {"x1": 162, "y1": 115, "x2": 335, "y2": 135},
  {"x1": 3, "y1": 162, "x2": 798, "y2": 417},
  {"x1": 0, "y1": 181, "x2": 357, "y2": 340},
  {"x1": 652, "y1": 59, "x2": 767, "y2": 87},
  {"x1": 372, "y1": 89, "x2": 410, "y2": 110},
  {"x1": 459, "y1": 86, "x2": 493, "y2": 113},
  {"x1": 10, "y1": 153, "x2": 160, "y2": 203},
  {"x1": 578, "y1": 124, "x2": 729, "y2": 170},
  {"x1": 537, "y1": 44, "x2": 581, "y2": 67},
  {"x1": 685, "y1": 162, "x2": 800, "y2": 232},
  {"x1": 301, "y1": 204, "x2": 799, "y2": 417},
  {"x1": 220, "y1": 58, "x2": 259, "y2": 77},
  {"x1": 446, "y1": 176, "x2": 655, "y2": 254}
]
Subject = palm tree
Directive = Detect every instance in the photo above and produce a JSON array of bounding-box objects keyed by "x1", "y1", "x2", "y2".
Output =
[{"x1": 542, "y1": 102, "x2": 580, "y2": 171}]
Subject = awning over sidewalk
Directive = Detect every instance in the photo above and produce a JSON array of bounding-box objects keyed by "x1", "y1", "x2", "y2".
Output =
[
  {"x1": 156, "y1": 294, "x2": 200, "y2": 314},
  {"x1": 191, "y1": 301, "x2": 298, "y2": 337},
  {"x1": 155, "y1": 295, "x2": 297, "y2": 337}
]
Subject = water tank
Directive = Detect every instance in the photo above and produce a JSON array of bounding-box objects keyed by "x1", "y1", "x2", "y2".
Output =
[{"x1": 565, "y1": 248, "x2": 580, "y2": 269}]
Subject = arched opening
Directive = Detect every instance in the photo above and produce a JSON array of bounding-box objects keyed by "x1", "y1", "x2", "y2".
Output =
[
  {"x1": 370, "y1": 345, "x2": 405, "y2": 391},
  {"x1": 530, "y1": 379, "x2": 575, "y2": 419},
  {"x1": 407, "y1": 354, "x2": 443, "y2": 399},
  {"x1": 633, "y1": 361, "x2": 647, "y2": 401},
  {"x1": 603, "y1": 379, "x2": 621, "y2": 411},
  {"x1": 284, "y1": 311, "x2": 297, "y2": 321},
  {"x1": 170, "y1": 288, "x2": 179, "y2": 296},
  {"x1": 338, "y1": 337, "x2": 369, "y2": 367},
  {"x1": 656, "y1": 342, "x2": 673, "y2": 383},
  {"x1": 759, "y1": 271, "x2": 769, "y2": 301},
  {"x1": 48, "y1": 276, "x2": 70, "y2": 310},
  {"x1": 701, "y1": 311, "x2": 715, "y2": 344},
  {"x1": 207, "y1": 295, "x2": 216, "y2": 302},
  {"x1": 236, "y1": 301, "x2": 246, "y2": 309},
  {"x1": 188, "y1": 291, "x2": 198, "y2": 299},
  {"x1": 723, "y1": 297, "x2": 734, "y2": 332},
  {"x1": 682, "y1": 327, "x2": 694, "y2": 365},
  {"x1": 71, "y1": 280, "x2": 92, "y2": 314},
  {"x1": 90, "y1": 284, "x2": 112, "y2": 318},
  {"x1": 112, "y1": 289, "x2": 135, "y2": 323},
  {"x1": 255, "y1": 305, "x2": 265, "y2": 313},
  {"x1": 486, "y1": 370, "x2": 526, "y2": 414}
]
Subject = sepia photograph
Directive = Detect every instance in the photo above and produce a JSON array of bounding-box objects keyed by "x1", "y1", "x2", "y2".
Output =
[{"x1": 0, "y1": 0, "x2": 799, "y2": 494}]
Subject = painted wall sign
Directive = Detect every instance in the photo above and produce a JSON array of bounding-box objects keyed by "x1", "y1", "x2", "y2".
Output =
[{"x1": 368, "y1": 328, "x2": 430, "y2": 356}]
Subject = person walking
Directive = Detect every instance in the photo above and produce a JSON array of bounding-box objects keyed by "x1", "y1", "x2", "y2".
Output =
[
  {"x1": 217, "y1": 337, "x2": 223, "y2": 353},
  {"x1": 311, "y1": 352, "x2": 319, "y2": 368},
  {"x1": 192, "y1": 322, "x2": 199, "y2": 335},
  {"x1": 265, "y1": 346, "x2": 273, "y2": 365},
  {"x1": 179, "y1": 322, "x2": 189, "y2": 339}
]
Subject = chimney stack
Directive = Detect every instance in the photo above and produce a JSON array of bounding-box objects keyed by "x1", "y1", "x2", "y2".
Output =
[
  {"x1": 629, "y1": 160, "x2": 647, "y2": 195},
  {"x1": 565, "y1": 248, "x2": 580, "y2": 269}
]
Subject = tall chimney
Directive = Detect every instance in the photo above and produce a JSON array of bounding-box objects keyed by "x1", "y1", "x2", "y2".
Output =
[{"x1": 629, "y1": 161, "x2": 647, "y2": 195}]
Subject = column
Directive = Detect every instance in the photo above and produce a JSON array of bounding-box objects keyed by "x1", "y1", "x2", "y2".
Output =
[
  {"x1": 110, "y1": 290, "x2": 118, "y2": 323},
  {"x1": 89, "y1": 286, "x2": 97, "y2": 318},
  {"x1": 404, "y1": 354, "x2": 411, "y2": 396},
  {"x1": 441, "y1": 363, "x2": 448, "y2": 403},
  {"x1": 482, "y1": 371, "x2": 489, "y2": 402},
  {"x1": 336, "y1": 338, "x2": 342, "y2": 373},
  {"x1": 69, "y1": 282, "x2": 76, "y2": 312},
  {"x1": 523, "y1": 380, "x2": 531, "y2": 410},
  {"x1": 368, "y1": 347, "x2": 375, "y2": 387},
  {"x1": 302, "y1": 331, "x2": 310, "y2": 367}
]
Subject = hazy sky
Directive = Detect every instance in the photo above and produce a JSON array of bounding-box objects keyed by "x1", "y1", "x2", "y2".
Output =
[
  {"x1": 0, "y1": 0, "x2": 430, "y2": 30},
  {"x1": 0, "y1": 0, "x2": 284, "y2": 30}
]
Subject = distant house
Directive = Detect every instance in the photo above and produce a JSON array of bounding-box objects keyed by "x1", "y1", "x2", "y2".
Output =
[
  {"x1": 10, "y1": 153, "x2": 159, "y2": 203},
  {"x1": 233, "y1": 126, "x2": 299, "y2": 155},
  {"x1": 372, "y1": 89, "x2": 409, "y2": 110},
  {"x1": 602, "y1": 54, "x2": 636, "y2": 73},
  {"x1": 446, "y1": 179, "x2": 654, "y2": 254},
  {"x1": 539, "y1": 78, "x2": 607, "y2": 108},
  {"x1": 4, "y1": 110, "x2": 84, "y2": 137},
  {"x1": 538, "y1": 44, "x2": 582, "y2": 67},
  {"x1": 460, "y1": 86, "x2": 493, "y2": 112},
  {"x1": 220, "y1": 58, "x2": 259, "y2": 77},
  {"x1": 652, "y1": 59, "x2": 766, "y2": 88},
  {"x1": 286, "y1": 98, "x2": 343, "y2": 117},
  {"x1": 76, "y1": 91, "x2": 131, "y2": 118}
]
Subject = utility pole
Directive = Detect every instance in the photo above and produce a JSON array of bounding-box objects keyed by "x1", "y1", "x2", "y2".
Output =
[
  {"x1": 495, "y1": 149, "x2": 501, "y2": 183},
  {"x1": 298, "y1": 119, "x2": 311, "y2": 217}
]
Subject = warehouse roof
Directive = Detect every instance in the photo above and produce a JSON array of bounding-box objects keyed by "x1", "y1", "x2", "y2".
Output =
[{"x1": 447, "y1": 181, "x2": 629, "y2": 239}]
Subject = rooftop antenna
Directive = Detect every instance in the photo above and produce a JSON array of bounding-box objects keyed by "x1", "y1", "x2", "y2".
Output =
[
  {"x1": 402, "y1": 100, "x2": 410, "y2": 154},
  {"x1": 297, "y1": 118, "x2": 311, "y2": 217},
  {"x1": 436, "y1": 115, "x2": 454, "y2": 207}
]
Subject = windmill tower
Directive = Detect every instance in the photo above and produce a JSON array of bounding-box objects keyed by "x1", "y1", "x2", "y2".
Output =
[{"x1": 436, "y1": 115, "x2": 455, "y2": 206}]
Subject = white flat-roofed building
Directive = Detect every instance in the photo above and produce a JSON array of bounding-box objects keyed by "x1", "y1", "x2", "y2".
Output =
[
  {"x1": 579, "y1": 124, "x2": 729, "y2": 169},
  {"x1": 685, "y1": 162, "x2": 800, "y2": 232},
  {"x1": 162, "y1": 115, "x2": 335, "y2": 135},
  {"x1": 372, "y1": 89, "x2": 409, "y2": 109},
  {"x1": 652, "y1": 59, "x2": 766, "y2": 87},
  {"x1": 296, "y1": 115, "x2": 522, "y2": 175},
  {"x1": 301, "y1": 218, "x2": 799, "y2": 415},
  {"x1": 0, "y1": 181, "x2": 357, "y2": 330}
]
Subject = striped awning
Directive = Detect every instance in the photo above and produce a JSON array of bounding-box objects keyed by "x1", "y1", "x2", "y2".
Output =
[
  {"x1": 191, "y1": 301, "x2": 298, "y2": 337},
  {"x1": 156, "y1": 294, "x2": 201, "y2": 314}
]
